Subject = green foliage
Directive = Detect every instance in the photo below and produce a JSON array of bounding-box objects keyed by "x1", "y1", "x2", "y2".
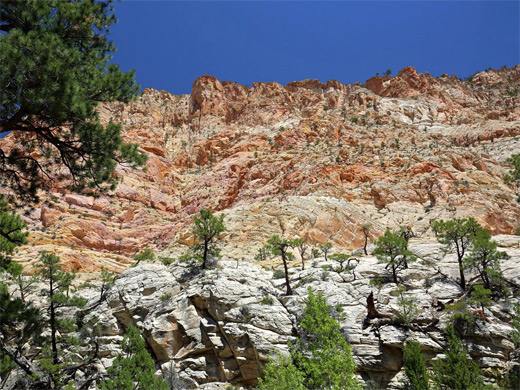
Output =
[
  {"x1": 34, "y1": 252, "x2": 88, "y2": 385},
  {"x1": 257, "y1": 352, "x2": 305, "y2": 390},
  {"x1": 133, "y1": 248, "x2": 155, "y2": 266},
  {"x1": 503, "y1": 153, "x2": 520, "y2": 202},
  {"x1": 0, "y1": 196, "x2": 28, "y2": 270},
  {"x1": 373, "y1": 229, "x2": 416, "y2": 285},
  {"x1": 393, "y1": 286, "x2": 419, "y2": 326},
  {"x1": 292, "y1": 288, "x2": 360, "y2": 390},
  {"x1": 432, "y1": 218, "x2": 481, "y2": 289},
  {"x1": 432, "y1": 324, "x2": 485, "y2": 390},
  {"x1": 99, "y1": 326, "x2": 169, "y2": 390},
  {"x1": 254, "y1": 247, "x2": 270, "y2": 262},
  {"x1": 510, "y1": 303, "x2": 520, "y2": 348},
  {"x1": 402, "y1": 340, "x2": 430, "y2": 390},
  {"x1": 273, "y1": 269, "x2": 286, "y2": 279},
  {"x1": 468, "y1": 285, "x2": 492, "y2": 312},
  {"x1": 464, "y1": 229, "x2": 508, "y2": 291},
  {"x1": 191, "y1": 209, "x2": 226, "y2": 269},
  {"x1": 319, "y1": 241, "x2": 333, "y2": 261},
  {"x1": 261, "y1": 295, "x2": 275, "y2": 306},
  {"x1": 0, "y1": 0, "x2": 146, "y2": 199}
]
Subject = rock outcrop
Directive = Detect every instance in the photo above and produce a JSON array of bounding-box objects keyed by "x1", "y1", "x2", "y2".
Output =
[
  {"x1": 3, "y1": 66, "x2": 519, "y2": 272},
  {"x1": 77, "y1": 236, "x2": 520, "y2": 389}
]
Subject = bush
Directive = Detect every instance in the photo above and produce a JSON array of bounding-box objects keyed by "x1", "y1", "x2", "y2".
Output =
[
  {"x1": 402, "y1": 340, "x2": 429, "y2": 390},
  {"x1": 273, "y1": 269, "x2": 285, "y2": 279}
]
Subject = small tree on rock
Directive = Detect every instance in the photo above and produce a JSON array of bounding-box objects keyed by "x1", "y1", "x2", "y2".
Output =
[
  {"x1": 264, "y1": 236, "x2": 295, "y2": 295},
  {"x1": 432, "y1": 218, "x2": 481, "y2": 289},
  {"x1": 292, "y1": 238, "x2": 308, "y2": 270},
  {"x1": 464, "y1": 229, "x2": 508, "y2": 291},
  {"x1": 373, "y1": 230, "x2": 416, "y2": 285},
  {"x1": 360, "y1": 224, "x2": 372, "y2": 256},
  {"x1": 319, "y1": 242, "x2": 333, "y2": 261},
  {"x1": 504, "y1": 153, "x2": 520, "y2": 203},
  {"x1": 402, "y1": 340, "x2": 429, "y2": 390},
  {"x1": 292, "y1": 288, "x2": 360, "y2": 389},
  {"x1": 191, "y1": 209, "x2": 225, "y2": 269},
  {"x1": 432, "y1": 324, "x2": 485, "y2": 390},
  {"x1": 257, "y1": 352, "x2": 305, "y2": 390},
  {"x1": 34, "y1": 252, "x2": 89, "y2": 388}
]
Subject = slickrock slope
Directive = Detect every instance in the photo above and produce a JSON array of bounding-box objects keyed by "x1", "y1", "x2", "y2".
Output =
[
  {"x1": 4, "y1": 66, "x2": 520, "y2": 271},
  {"x1": 23, "y1": 235, "x2": 516, "y2": 389}
]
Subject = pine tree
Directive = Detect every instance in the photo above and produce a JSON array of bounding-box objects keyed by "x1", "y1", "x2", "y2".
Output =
[
  {"x1": 257, "y1": 352, "x2": 305, "y2": 390},
  {"x1": 191, "y1": 209, "x2": 226, "y2": 269},
  {"x1": 402, "y1": 340, "x2": 429, "y2": 390},
  {"x1": 34, "y1": 252, "x2": 89, "y2": 388},
  {"x1": 504, "y1": 153, "x2": 520, "y2": 203},
  {"x1": 0, "y1": 0, "x2": 146, "y2": 200},
  {"x1": 292, "y1": 288, "x2": 360, "y2": 389},
  {"x1": 263, "y1": 235, "x2": 296, "y2": 295},
  {"x1": 432, "y1": 218, "x2": 481, "y2": 289},
  {"x1": 99, "y1": 326, "x2": 169, "y2": 390},
  {"x1": 432, "y1": 325, "x2": 485, "y2": 390},
  {"x1": 0, "y1": 196, "x2": 28, "y2": 271},
  {"x1": 464, "y1": 229, "x2": 508, "y2": 291},
  {"x1": 373, "y1": 229, "x2": 416, "y2": 285}
]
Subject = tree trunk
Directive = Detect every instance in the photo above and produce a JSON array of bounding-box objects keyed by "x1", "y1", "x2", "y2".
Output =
[
  {"x1": 363, "y1": 235, "x2": 368, "y2": 256},
  {"x1": 203, "y1": 240, "x2": 208, "y2": 269},
  {"x1": 282, "y1": 252, "x2": 293, "y2": 295},
  {"x1": 392, "y1": 265, "x2": 398, "y2": 285},
  {"x1": 457, "y1": 257, "x2": 466, "y2": 290}
]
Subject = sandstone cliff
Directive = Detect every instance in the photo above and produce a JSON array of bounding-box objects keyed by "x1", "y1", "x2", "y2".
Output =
[
  {"x1": 5, "y1": 235, "x2": 516, "y2": 389},
  {"x1": 3, "y1": 66, "x2": 519, "y2": 271}
]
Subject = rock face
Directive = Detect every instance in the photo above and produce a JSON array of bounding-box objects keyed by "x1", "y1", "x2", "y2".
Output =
[
  {"x1": 3, "y1": 66, "x2": 519, "y2": 272},
  {"x1": 81, "y1": 237, "x2": 520, "y2": 389}
]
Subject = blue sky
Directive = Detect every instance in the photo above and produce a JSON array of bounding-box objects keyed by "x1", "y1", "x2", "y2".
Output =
[{"x1": 111, "y1": 1, "x2": 519, "y2": 94}]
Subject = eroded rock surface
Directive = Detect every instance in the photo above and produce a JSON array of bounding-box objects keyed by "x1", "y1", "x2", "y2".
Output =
[
  {"x1": 3, "y1": 66, "x2": 519, "y2": 272},
  {"x1": 82, "y1": 237, "x2": 520, "y2": 388}
]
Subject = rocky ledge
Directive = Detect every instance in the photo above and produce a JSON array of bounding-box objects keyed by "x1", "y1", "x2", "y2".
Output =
[{"x1": 78, "y1": 235, "x2": 520, "y2": 389}]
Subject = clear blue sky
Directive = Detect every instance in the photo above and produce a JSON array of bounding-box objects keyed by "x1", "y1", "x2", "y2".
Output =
[{"x1": 111, "y1": 0, "x2": 519, "y2": 95}]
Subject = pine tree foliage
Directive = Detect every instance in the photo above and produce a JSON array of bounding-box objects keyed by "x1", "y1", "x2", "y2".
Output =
[
  {"x1": 432, "y1": 218, "x2": 481, "y2": 289},
  {"x1": 464, "y1": 229, "x2": 508, "y2": 291},
  {"x1": 402, "y1": 340, "x2": 429, "y2": 390},
  {"x1": 292, "y1": 288, "x2": 360, "y2": 390},
  {"x1": 191, "y1": 209, "x2": 225, "y2": 269},
  {"x1": 504, "y1": 153, "x2": 520, "y2": 202},
  {"x1": 257, "y1": 352, "x2": 305, "y2": 390},
  {"x1": 33, "y1": 252, "x2": 89, "y2": 387},
  {"x1": 373, "y1": 229, "x2": 416, "y2": 285},
  {"x1": 432, "y1": 325, "x2": 485, "y2": 390},
  {"x1": 99, "y1": 326, "x2": 169, "y2": 390},
  {"x1": 0, "y1": 0, "x2": 146, "y2": 200},
  {"x1": 0, "y1": 196, "x2": 28, "y2": 270}
]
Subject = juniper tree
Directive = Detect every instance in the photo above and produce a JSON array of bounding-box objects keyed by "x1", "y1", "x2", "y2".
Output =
[
  {"x1": 0, "y1": 0, "x2": 146, "y2": 200},
  {"x1": 257, "y1": 352, "x2": 305, "y2": 390},
  {"x1": 432, "y1": 324, "x2": 485, "y2": 390},
  {"x1": 292, "y1": 288, "x2": 360, "y2": 390},
  {"x1": 402, "y1": 340, "x2": 429, "y2": 390},
  {"x1": 432, "y1": 218, "x2": 481, "y2": 289},
  {"x1": 191, "y1": 209, "x2": 226, "y2": 269},
  {"x1": 373, "y1": 229, "x2": 416, "y2": 285}
]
